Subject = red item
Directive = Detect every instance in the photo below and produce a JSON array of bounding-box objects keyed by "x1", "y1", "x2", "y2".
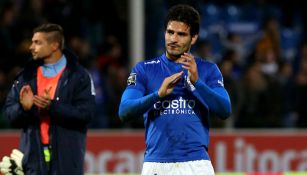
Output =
[{"x1": 37, "y1": 67, "x2": 65, "y2": 144}]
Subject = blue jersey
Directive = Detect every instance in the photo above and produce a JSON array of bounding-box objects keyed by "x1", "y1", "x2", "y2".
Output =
[{"x1": 122, "y1": 54, "x2": 230, "y2": 162}]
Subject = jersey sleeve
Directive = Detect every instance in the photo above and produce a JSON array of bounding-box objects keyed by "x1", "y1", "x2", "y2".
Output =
[
  {"x1": 206, "y1": 64, "x2": 225, "y2": 88},
  {"x1": 193, "y1": 62, "x2": 231, "y2": 119},
  {"x1": 126, "y1": 62, "x2": 147, "y2": 93}
]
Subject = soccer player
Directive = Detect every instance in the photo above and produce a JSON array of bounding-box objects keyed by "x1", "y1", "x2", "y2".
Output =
[
  {"x1": 118, "y1": 4, "x2": 231, "y2": 175},
  {"x1": 0, "y1": 23, "x2": 95, "y2": 175}
]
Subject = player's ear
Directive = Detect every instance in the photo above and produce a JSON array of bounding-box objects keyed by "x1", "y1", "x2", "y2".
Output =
[
  {"x1": 191, "y1": 34, "x2": 198, "y2": 45},
  {"x1": 51, "y1": 42, "x2": 60, "y2": 51}
]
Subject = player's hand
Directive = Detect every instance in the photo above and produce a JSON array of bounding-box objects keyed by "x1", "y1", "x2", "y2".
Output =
[
  {"x1": 177, "y1": 52, "x2": 198, "y2": 84},
  {"x1": 33, "y1": 87, "x2": 52, "y2": 109},
  {"x1": 19, "y1": 85, "x2": 34, "y2": 111},
  {"x1": 158, "y1": 71, "x2": 184, "y2": 98}
]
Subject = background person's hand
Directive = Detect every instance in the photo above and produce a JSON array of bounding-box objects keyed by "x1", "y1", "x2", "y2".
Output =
[
  {"x1": 10, "y1": 149, "x2": 23, "y2": 172},
  {"x1": 0, "y1": 156, "x2": 12, "y2": 174},
  {"x1": 19, "y1": 85, "x2": 34, "y2": 111},
  {"x1": 0, "y1": 153, "x2": 24, "y2": 175},
  {"x1": 33, "y1": 87, "x2": 52, "y2": 109}
]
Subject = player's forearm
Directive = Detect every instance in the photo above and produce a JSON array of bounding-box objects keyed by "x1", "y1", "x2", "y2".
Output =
[
  {"x1": 118, "y1": 89, "x2": 160, "y2": 121},
  {"x1": 3, "y1": 103, "x2": 28, "y2": 127},
  {"x1": 3, "y1": 89, "x2": 35, "y2": 128},
  {"x1": 49, "y1": 96, "x2": 95, "y2": 123},
  {"x1": 194, "y1": 79, "x2": 231, "y2": 119}
]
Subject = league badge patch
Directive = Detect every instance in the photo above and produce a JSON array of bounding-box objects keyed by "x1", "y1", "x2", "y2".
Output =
[{"x1": 127, "y1": 73, "x2": 136, "y2": 86}]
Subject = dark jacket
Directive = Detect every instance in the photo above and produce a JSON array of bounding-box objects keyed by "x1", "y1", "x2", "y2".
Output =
[{"x1": 3, "y1": 49, "x2": 96, "y2": 175}]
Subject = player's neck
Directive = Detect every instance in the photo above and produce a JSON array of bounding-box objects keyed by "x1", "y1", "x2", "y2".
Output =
[
  {"x1": 44, "y1": 50, "x2": 62, "y2": 64},
  {"x1": 166, "y1": 53, "x2": 180, "y2": 62}
]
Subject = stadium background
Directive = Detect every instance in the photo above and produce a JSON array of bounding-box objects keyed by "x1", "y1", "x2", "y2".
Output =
[{"x1": 1, "y1": 0, "x2": 307, "y2": 174}]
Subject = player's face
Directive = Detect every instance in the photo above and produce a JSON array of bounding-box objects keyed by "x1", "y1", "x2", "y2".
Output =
[
  {"x1": 29, "y1": 32, "x2": 54, "y2": 60},
  {"x1": 165, "y1": 21, "x2": 198, "y2": 60}
]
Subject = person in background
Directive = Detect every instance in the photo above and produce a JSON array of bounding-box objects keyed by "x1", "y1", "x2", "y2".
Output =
[{"x1": 0, "y1": 23, "x2": 95, "y2": 175}]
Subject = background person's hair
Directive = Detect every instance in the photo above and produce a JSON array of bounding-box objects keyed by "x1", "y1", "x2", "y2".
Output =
[
  {"x1": 33, "y1": 23, "x2": 65, "y2": 50},
  {"x1": 164, "y1": 4, "x2": 200, "y2": 37}
]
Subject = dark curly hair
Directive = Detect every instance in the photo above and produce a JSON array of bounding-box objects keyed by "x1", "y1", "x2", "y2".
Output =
[{"x1": 164, "y1": 4, "x2": 200, "y2": 37}]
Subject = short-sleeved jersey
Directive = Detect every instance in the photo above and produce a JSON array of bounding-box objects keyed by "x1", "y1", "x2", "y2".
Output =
[{"x1": 127, "y1": 54, "x2": 224, "y2": 162}]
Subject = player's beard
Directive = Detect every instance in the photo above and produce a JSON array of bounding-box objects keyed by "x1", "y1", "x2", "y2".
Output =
[
  {"x1": 166, "y1": 51, "x2": 181, "y2": 60},
  {"x1": 32, "y1": 52, "x2": 52, "y2": 61}
]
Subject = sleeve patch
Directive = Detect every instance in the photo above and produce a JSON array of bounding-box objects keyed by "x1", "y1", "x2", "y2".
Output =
[{"x1": 127, "y1": 73, "x2": 137, "y2": 86}]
